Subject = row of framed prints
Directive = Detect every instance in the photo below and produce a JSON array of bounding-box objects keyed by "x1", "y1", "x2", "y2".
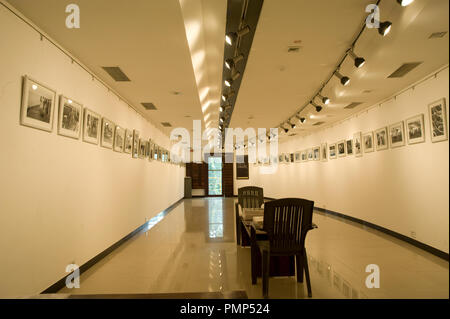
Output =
[
  {"x1": 256, "y1": 98, "x2": 447, "y2": 165},
  {"x1": 19, "y1": 75, "x2": 183, "y2": 164}
]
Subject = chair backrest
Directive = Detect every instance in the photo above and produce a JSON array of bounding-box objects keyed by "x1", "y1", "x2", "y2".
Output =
[
  {"x1": 238, "y1": 186, "x2": 264, "y2": 209},
  {"x1": 263, "y1": 198, "x2": 314, "y2": 253}
]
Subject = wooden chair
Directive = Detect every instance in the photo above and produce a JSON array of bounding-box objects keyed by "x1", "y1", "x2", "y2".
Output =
[
  {"x1": 254, "y1": 198, "x2": 317, "y2": 298},
  {"x1": 235, "y1": 186, "x2": 264, "y2": 245}
]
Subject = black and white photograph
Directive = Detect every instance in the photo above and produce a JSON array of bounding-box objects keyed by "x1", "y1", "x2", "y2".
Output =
[
  {"x1": 313, "y1": 146, "x2": 320, "y2": 161},
  {"x1": 428, "y1": 98, "x2": 448, "y2": 143},
  {"x1": 406, "y1": 114, "x2": 425, "y2": 144},
  {"x1": 375, "y1": 127, "x2": 388, "y2": 151},
  {"x1": 124, "y1": 129, "x2": 133, "y2": 154},
  {"x1": 278, "y1": 153, "x2": 284, "y2": 163},
  {"x1": 294, "y1": 151, "x2": 301, "y2": 163},
  {"x1": 290, "y1": 153, "x2": 295, "y2": 163},
  {"x1": 301, "y1": 150, "x2": 307, "y2": 162},
  {"x1": 83, "y1": 108, "x2": 101, "y2": 145},
  {"x1": 329, "y1": 144, "x2": 336, "y2": 159},
  {"x1": 132, "y1": 130, "x2": 140, "y2": 158},
  {"x1": 321, "y1": 143, "x2": 328, "y2": 162},
  {"x1": 363, "y1": 132, "x2": 374, "y2": 153},
  {"x1": 101, "y1": 118, "x2": 115, "y2": 149},
  {"x1": 58, "y1": 96, "x2": 82, "y2": 139},
  {"x1": 346, "y1": 139, "x2": 353, "y2": 155},
  {"x1": 138, "y1": 138, "x2": 147, "y2": 158},
  {"x1": 389, "y1": 122, "x2": 405, "y2": 148},
  {"x1": 284, "y1": 153, "x2": 290, "y2": 163},
  {"x1": 114, "y1": 126, "x2": 125, "y2": 152},
  {"x1": 20, "y1": 76, "x2": 56, "y2": 132},
  {"x1": 337, "y1": 140, "x2": 346, "y2": 157},
  {"x1": 307, "y1": 148, "x2": 314, "y2": 161},
  {"x1": 353, "y1": 132, "x2": 362, "y2": 157},
  {"x1": 148, "y1": 140, "x2": 154, "y2": 161}
]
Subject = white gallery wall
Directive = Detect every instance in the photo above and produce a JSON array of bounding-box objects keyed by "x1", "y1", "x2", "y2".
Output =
[
  {"x1": 235, "y1": 67, "x2": 449, "y2": 254},
  {"x1": 0, "y1": 5, "x2": 185, "y2": 297}
]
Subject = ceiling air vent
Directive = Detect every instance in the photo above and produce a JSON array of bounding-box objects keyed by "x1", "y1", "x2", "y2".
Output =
[
  {"x1": 429, "y1": 32, "x2": 447, "y2": 39},
  {"x1": 344, "y1": 102, "x2": 363, "y2": 109},
  {"x1": 287, "y1": 46, "x2": 301, "y2": 53},
  {"x1": 141, "y1": 102, "x2": 157, "y2": 110},
  {"x1": 313, "y1": 122, "x2": 325, "y2": 126},
  {"x1": 161, "y1": 122, "x2": 172, "y2": 127},
  {"x1": 102, "y1": 67, "x2": 131, "y2": 82},
  {"x1": 388, "y1": 62, "x2": 422, "y2": 78}
]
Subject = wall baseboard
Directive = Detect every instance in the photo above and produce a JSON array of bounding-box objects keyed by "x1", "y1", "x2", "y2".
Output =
[
  {"x1": 41, "y1": 197, "x2": 185, "y2": 294},
  {"x1": 264, "y1": 197, "x2": 448, "y2": 261}
]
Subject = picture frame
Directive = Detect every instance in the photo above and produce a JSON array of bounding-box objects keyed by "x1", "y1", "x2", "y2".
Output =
[
  {"x1": 375, "y1": 127, "x2": 389, "y2": 151},
  {"x1": 58, "y1": 95, "x2": 82, "y2": 139},
  {"x1": 284, "y1": 153, "x2": 290, "y2": 163},
  {"x1": 20, "y1": 75, "x2": 56, "y2": 132},
  {"x1": 428, "y1": 98, "x2": 448, "y2": 143},
  {"x1": 278, "y1": 153, "x2": 284, "y2": 163},
  {"x1": 313, "y1": 146, "x2": 320, "y2": 161},
  {"x1": 148, "y1": 139, "x2": 154, "y2": 161},
  {"x1": 83, "y1": 108, "x2": 101, "y2": 145},
  {"x1": 294, "y1": 151, "x2": 301, "y2": 163},
  {"x1": 124, "y1": 129, "x2": 133, "y2": 154},
  {"x1": 138, "y1": 138, "x2": 146, "y2": 158},
  {"x1": 307, "y1": 148, "x2": 314, "y2": 161},
  {"x1": 353, "y1": 132, "x2": 363, "y2": 157},
  {"x1": 321, "y1": 143, "x2": 328, "y2": 162},
  {"x1": 406, "y1": 114, "x2": 425, "y2": 144},
  {"x1": 301, "y1": 150, "x2": 307, "y2": 162},
  {"x1": 101, "y1": 117, "x2": 115, "y2": 149},
  {"x1": 113, "y1": 125, "x2": 125, "y2": 152},
  {"x1": 132, "y1": 130, "x2": 140, "y2": 158},
  {"x1": 389, "y1": 121, "x2": 405, "y2": 148},
  {"x1": 290, "y1": 153, "x2": 295, "y2": 163},
  {"x1": 337, "y1": 140, "x2": 346, "y2": 157},
  {"x1": 329, "y1": 144, "x2": 337, "y2": 159},
  {"x1": 346, "y1": 139, "x2": 353, "y2": 155},
  {"x1": 363, "y1": 132, "x2": 374, "y2": 153}
]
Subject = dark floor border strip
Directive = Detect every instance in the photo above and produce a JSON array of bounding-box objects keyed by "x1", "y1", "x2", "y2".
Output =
[
  {"x1": 41, "y1": 197, "x2": 185, "y2": 294},
  {"x1": 264, "y1": 197, "x2": 448, "y2": 261}
]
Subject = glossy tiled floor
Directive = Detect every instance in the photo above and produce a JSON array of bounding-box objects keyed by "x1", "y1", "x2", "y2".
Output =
[{"x1": 59, "y1": 198, "x2": 449, "y2": 298}]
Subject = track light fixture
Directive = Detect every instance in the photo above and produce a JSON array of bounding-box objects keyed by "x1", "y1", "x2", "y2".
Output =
[
  {"x1": 378, "y1": 21, "x2": 392, "y2": 36},
  {"x1": 397, "y1": 0, "x2": 414, "y2": 6},
  {"x1": 334, "y1": 71, "x2": 350, "y2": 86},
  {"x1": 219, "y1": 117, "x2": 224, "y2": 123},
  {"x1": 224, "y1": 72, "x2": 241, "y2": 87},
  {"x1": 289, "y1": 120, "x2": 296, "y2": 129},
  {"x1": 221, "y1": 91, "x2": 235, "y2": 102},
  {"x1": 225, "y1": 54, "x2": 244, "y2": 69},
  {"x1": 296, "y1": 115, "x2": 306, "y2": 124},
  {"x1": 348, "y1": 50, "x2": 366, "y2": 68},
  {"x1": 311, "y1": 101, "x2": 322, "y2": 113},
  {"x1": 219, "y1": 106, "x2": 223, "y2": 112},
  {"x1": 317, "y1": 93, "x2": 330, "y2": 105},
  {"x1": 225, "y1": 26, "x2": 250, "y2": 46},
  {"x1": 280, "y1": 124, "x2": 289, "y2": 133}
]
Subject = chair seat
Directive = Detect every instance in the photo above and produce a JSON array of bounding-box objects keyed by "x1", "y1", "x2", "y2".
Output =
[{"x1": 256, "y1": 240, "x2": 304, "y2": 256}]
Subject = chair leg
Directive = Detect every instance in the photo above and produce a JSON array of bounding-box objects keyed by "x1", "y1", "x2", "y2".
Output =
[
  {"x1": 303, "y1": 251, "x2": 312, "y2": 298},
  {"x1": 296, "y1": 254, "x2": 304, "y2": 283},
  {"x1": 235, "y1": 203, "x2": 240, "y2": 245},
  {"x1": 251, "y1": 228, "x2": 257, "y2": 285},
  {"x1": 262, "y1": 249, "x2": 270, "y2": 298}
]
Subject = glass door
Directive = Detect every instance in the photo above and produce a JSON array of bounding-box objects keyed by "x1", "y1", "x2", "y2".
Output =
[{"x1": 208, "y1": 156, "x2": 222, "y2": 196}]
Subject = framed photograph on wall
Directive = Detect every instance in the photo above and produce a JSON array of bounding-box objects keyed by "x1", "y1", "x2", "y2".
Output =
[
  {"x1": 363, "y1": 132, "x2": 374, "y2": 153},
  {"x1": 313, "y1": 146, "x2": 320, "y2": 161},
  {"x1": 124, "y1": 129, "x2": 133, "y2": 154},
  {"x1": 375, "y1": 127, "x2": 388, "y2": 151},
  {"x1": 353, "y1": 132, "x2": 362, "y2": 157},
  {"x1": 20, "y1": 76, "x2": 56, "y2": 132},
  {"x1": 428, "y1": 98, "x2": 448, "y2": 142},
  {"x1": 236, "y1": 155, "x2": 249, "y2": 179},
  {"x1": 138, "y1": 138, "x2": 146, "y2": 158},
  {"x1": 148, "y1": 139, "x2": 154, "y2": 161},
  {"x1": 290, "y1": 153, "x2": 295, "y2": 163},
  {"x1": 278, "y1": 153, "x2": 284, "y2": 163},
  {"x1": 337, "y1": 140, "x2": 346, "y2": 157},
  {"x1": 284, "y1": 153, "x2": 290, "y2": 163},
  {"x1": 58, "y1": 96, "x2": 82, "y2": 139},
  {"x1": 132, "y1": 130, "x2": 140, "y2": 158},
  {"x1": 321, "y1": 143, "x2": 328, "y2": 162},
  {"x1": 83, "y1": 108, "x2": 101, "y2": 145},
  {"x1": 307, "y1": 148, "x2": 314, "y2": 161},
  {"x1": 101, "y1": 118, "x2": 115, "y2": 149},
  {"x1": 406, "y1": 114, "x2": 425, "y2": 144},
  {"x1": 389, "y1": 122, "x2": 405, "y2": 148},
  {"x1": 329, "y1": 144, "x2": 337, "y2": 159},
  {"x1": 301, "y1": 150, "x2": 307, "y2": 162},
  {"x1": 114, "y1": 126, "x2": 125, "y2": 152},
  {"x1": 294, "y1": 151, "x2": 301, "y2": 163},
  {"x1": 346, "y1": 139, "x2": 353, "y2": 155}
]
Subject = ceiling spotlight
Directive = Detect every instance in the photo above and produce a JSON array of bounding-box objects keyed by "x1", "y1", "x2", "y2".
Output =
[
  {"x1": 219, "y1": 106, "x2": 223, "y2": 112},
  {"x1": 317, "y1": 93, "x2": 330, "y2": 105},
  {"x1": 220, "y1": 117, "x2": 224, "y2": 123},
  {"x1": 225, "y1": 54, "x2": 244, "y2": 69},
  {"x1": 334, "y1": 71, "x2": 350, "y2": 86},
  {"x1": 221, "y1": 91, "x2": 235, "y2": 102},
  {"x1": 378, "y1": 21, "x2": 392, "y2": 36},
  {"x1": 289, "y1": 121, "x2": 296, "y2": 129},
  {"x1": 224, "y1": 72, "x2": 241, "y2": 87},
  {"x1": 348, "y1": 50, "x2": 366, "y2": 68},
  {"x1": 225, "y1": 26, "x2": 250, "y2": 46},
  {"x1": 296, "y1": 115, "x2": 306, "y2": 123},
  {"x1": 311, "y1": 101, "x2": 323, "y2": 113},
  {"x1": 397, "y1": 0, "x2": 414, "y2": 6}
]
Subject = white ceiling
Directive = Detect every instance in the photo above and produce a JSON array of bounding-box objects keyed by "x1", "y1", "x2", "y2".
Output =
[{"x1": 230, "y1": 0, "x2": 449, "y2": 141}]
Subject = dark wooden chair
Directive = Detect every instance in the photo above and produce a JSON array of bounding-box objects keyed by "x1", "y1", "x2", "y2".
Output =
[
  {"x1": 235, "y1": 186, "x2": 264, "y2": 245},
  {"x1": 254, "y1": 198, "x2": 317, "y2": 298}
]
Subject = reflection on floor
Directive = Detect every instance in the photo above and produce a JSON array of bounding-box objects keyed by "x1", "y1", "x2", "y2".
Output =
[{"x1": 58, "y1": 198, "x2": 449, "y2": 299}]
